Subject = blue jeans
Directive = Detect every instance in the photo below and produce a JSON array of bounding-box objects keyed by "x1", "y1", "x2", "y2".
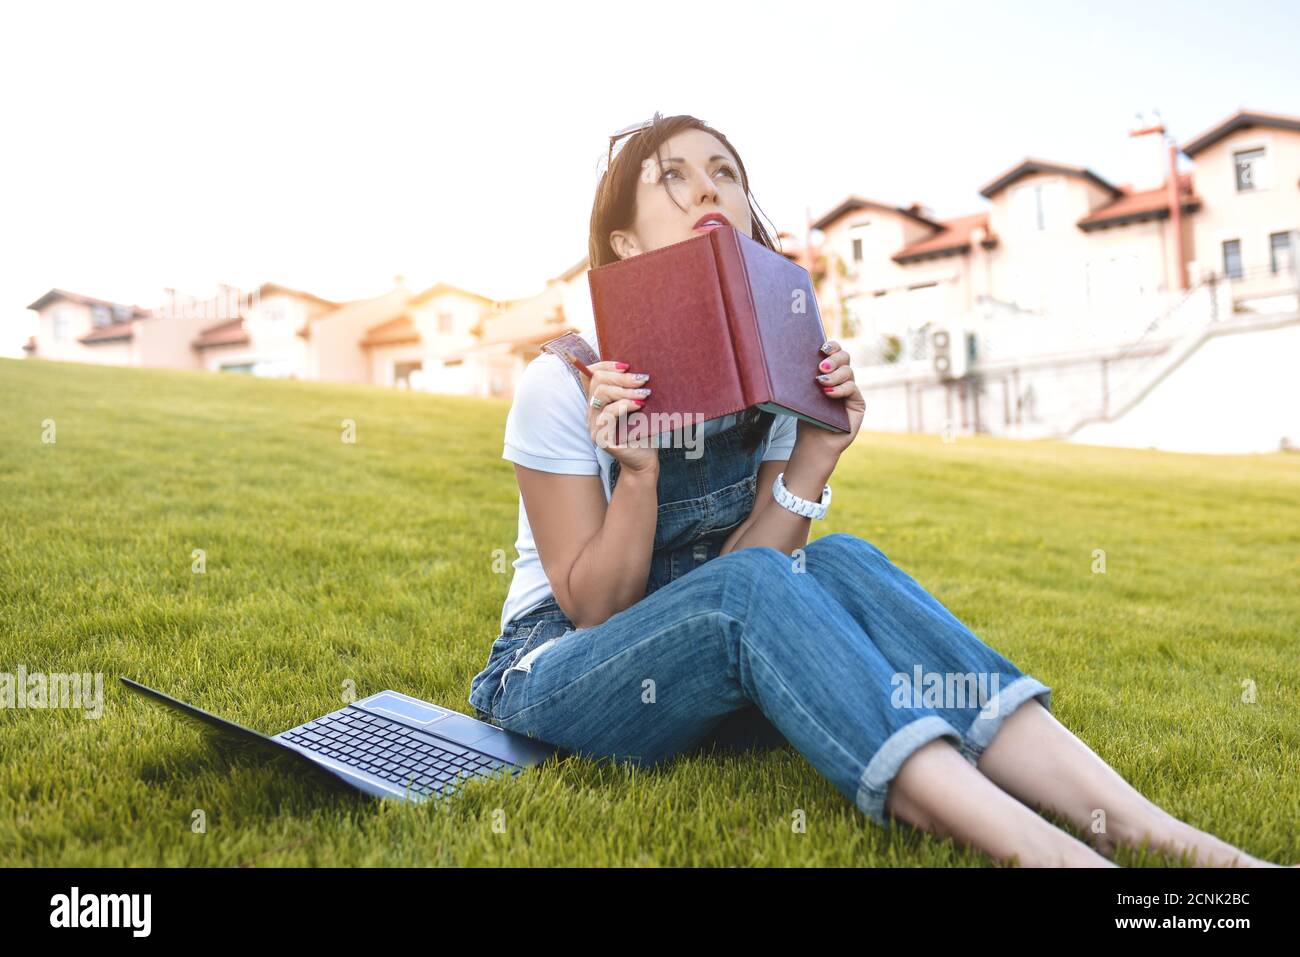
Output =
[{"x1": 468, "y1": 531, "x2": 1052, "y2": 830}]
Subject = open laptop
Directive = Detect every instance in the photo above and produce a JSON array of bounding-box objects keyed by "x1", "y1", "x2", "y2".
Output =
[{"x1": 121, "y1": 677, "x2": 566, "y2": 803}]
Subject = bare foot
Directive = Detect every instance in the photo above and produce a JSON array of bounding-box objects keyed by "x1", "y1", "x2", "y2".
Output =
[{"x1": 1124, "y1": 811, "x2": 1280, "y2": 867}]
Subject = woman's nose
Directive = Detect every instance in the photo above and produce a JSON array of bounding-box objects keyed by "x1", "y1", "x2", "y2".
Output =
[{"x1": 694, "y1": 169, "x2": 719, "y2": 204}]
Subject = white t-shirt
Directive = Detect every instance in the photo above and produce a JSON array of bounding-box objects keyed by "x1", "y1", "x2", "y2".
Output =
[{"x1": 498, "y1": 325, "x2": 797, "y2": 631}]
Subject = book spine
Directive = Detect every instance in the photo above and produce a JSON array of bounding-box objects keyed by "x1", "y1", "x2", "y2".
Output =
[{"x1": 711, "y1": 228, "x2": 773, "y2": 408}]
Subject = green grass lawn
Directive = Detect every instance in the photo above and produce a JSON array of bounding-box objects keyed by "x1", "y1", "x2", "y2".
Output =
[{"x1": 2, "y1": 356, "x2": 1297, "y2": 867}]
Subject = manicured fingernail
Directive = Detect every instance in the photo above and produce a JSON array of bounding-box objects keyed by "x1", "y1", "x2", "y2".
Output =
[
  {"x1": 820, "y1": 341, "x2": 832, "y2": 354},
  {"x1": 816, "y1": 374, "x2": 830, "y2": 382},
  {"x1": 822, "y1": 386, "x2": 835, "y2": 393},
  {"x1": 614, "y1": 362, "x2": 629, "y2": 370},
  {"x1": 820, "y1": 360, "x2": 832, "y2": 371},
  {"x1": 634, "y1": 399, "x2": 645, "y2": 406}
]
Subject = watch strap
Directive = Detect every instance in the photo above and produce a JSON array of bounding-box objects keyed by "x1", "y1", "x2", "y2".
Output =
[{"x1": 772, "y1": 471, "x2": 831, "y2": 520}]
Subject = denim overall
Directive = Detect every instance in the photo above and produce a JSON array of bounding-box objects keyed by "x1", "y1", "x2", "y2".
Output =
[
  {"x1": 467, "y1": 331, "x2": 772, "y2": 738},
  {"x1": 466, "y1": 333, "x2": 1054, "y2": 828}
]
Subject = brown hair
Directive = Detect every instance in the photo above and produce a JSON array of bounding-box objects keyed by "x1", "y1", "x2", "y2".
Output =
[{"x1": 587, "y1": 112, "x2": 779, "y2": 453}]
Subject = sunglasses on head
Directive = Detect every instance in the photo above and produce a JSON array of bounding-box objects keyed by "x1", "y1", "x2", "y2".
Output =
[{"x1": 607, "y1": 117, "x2": 655, "y2": 169}]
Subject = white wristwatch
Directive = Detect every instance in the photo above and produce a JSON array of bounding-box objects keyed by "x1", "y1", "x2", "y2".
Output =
[{"x1": 772, "y1": 471, "x2": 832, "y2": 520}]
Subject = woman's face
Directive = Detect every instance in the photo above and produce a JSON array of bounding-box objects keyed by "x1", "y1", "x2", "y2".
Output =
[{"x1": 609, "y1": 128, "x2": 752, "y2": 260}]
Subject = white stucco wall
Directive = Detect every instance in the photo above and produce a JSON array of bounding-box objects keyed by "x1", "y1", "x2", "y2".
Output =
[{"x1": 1070, "y1": 315, "x2": 1300, "y2": 453}]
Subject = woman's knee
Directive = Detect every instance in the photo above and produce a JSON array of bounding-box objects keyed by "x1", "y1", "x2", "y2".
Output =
[
  {"x1": 716, "y1": 544, "x2": 803, "y2": 587},
  {"x1": 803, "y1": 532, "x2": 894, "y2": 577},
  {"x1": 807, "y1": 531, "x2": 884, "y2": 559},
  {"x1": 713, "y1": 546, "x2": 836, "y2": 631}
]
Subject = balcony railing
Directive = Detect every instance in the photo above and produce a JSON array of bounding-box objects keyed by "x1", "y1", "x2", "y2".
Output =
[{"x1": 1219, "y1": 260, "x2": 1300, "y2": 313}]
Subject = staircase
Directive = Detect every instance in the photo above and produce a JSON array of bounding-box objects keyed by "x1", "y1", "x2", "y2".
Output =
[{"x1": 1027, "y1": 267, "x2": 1299, "y2": 442}]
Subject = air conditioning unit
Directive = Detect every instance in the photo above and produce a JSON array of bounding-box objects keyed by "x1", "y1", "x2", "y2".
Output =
[{"x1": 931, "y1": 327, "x2": 969, "y2": 379}]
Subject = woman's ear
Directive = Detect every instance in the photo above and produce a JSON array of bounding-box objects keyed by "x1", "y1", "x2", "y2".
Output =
[{"x1": 609, "y1": 229, "x2": 640, "y2": 260}]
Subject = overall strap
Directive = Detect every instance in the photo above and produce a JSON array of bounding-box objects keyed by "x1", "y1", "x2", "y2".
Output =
[{"x1": 539, "y1": 331, "x2": 600, "y2": 398}]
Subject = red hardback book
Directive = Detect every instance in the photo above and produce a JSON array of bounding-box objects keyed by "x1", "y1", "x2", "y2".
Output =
[{"x1": 588, "y1": 224, "x2": 851, "y2": 437}]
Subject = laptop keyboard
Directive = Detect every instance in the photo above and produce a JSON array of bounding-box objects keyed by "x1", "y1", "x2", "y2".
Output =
[{"x1": 281, "y1": 708, "x2": 513, "y2": 798}]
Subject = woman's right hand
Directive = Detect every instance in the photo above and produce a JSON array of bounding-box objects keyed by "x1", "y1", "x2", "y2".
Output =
[{"x1": 577, "y1": 360, "x2": 659, "y2": 475}]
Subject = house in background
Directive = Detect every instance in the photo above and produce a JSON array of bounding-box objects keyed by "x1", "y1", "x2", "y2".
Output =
[
  {"x1": 809, "y1": 107, "x2": 1300, "y2": 452},
  {"x1": 438, "y1": 281, "x2": 570, "y2": 401},
  {"x1": 192, "y1": 282, "x2": 338, "y2": 377},
  {"x1": 22, "y1": 289, "x2": 196, "y2": 367},
  {"x1": 433, "y1": 256, "x2": 596, "y2": 401},
  {"x1": 1180, "y1": 110, "x2": 1300, "y2": 310},
  {"x1": 811, "y1": 166, "x2": 1200, "y2": 359},
  {"x1": 297, "y1": 284, "x2": 413, "y2": 384},
  {"x1": 360, "y1": 282, "x2": 496, "y2": 391},
  {"x1": 358, "y1": 308, "x2": 424, "y2": 388},
  {"x1": 811, "y1": 107, "x2": 1299, "y2": 367},
  {"x1": 20, "y1": 275, "x2": 556, "y2": 396},
  {"x1": 811, "y1": 197, "x2": 988, "y2": 348}
]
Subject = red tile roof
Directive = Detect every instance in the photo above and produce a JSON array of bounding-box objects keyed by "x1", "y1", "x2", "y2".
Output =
[
  {"x1": 893, "y1": 213, "x2": 998, "y2": 263},
  {"x1": 361, "y1": 314, "x2": 420, "y2": 347},
  {"x1": 1077, "y1": 172, "x2": 1200, "y2": 230},
  {"x1": 78, "y1": 321, "x2": 135, "y2": 344},
  {"x1": 192, "y1": 318, "x2": 250, "y2": 349},
  {"x1": 1181, "y1": 109, "x2": 1300, "y2": 158}
]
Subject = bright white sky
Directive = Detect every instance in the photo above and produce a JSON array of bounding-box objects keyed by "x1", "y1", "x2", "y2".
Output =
[{"x1": 2, "y1": 0, "x2": 1296, "y2": 356}]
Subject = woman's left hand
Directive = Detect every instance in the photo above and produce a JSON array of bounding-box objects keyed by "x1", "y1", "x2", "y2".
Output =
[{"x1": 796, "y1": 340, "x2": 864, "y2": 457}]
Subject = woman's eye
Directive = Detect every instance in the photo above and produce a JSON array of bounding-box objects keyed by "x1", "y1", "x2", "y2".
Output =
[{"x1": 659, "y1": 165, "x2": 737, "y2": 182}]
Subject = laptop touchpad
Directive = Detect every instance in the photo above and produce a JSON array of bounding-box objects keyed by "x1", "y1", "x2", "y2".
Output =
[{"x1": 358, "y1": 692, "x2": 451, "y2": 728}]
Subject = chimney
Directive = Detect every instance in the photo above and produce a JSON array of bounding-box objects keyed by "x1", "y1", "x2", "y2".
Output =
[
  {"x1": 1129, "y1": 111, "x2": 1188, "y2": 290},
  {"x1": 1127, "y1": 111, "x2": 1168, "y2": 193}
]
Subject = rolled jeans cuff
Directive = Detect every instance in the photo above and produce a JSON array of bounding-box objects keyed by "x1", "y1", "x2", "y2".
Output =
[
  {"x1": 856, "y1": 714, "x2": 963, "y2": 829},
  {"x1": 958, "y1": 675, "x2": 1053, "y2": 766}
]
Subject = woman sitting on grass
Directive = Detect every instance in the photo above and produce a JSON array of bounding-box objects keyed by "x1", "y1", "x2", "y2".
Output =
[{"x1": 468, "y1": 112, "x2": 1291, "y2": 868}]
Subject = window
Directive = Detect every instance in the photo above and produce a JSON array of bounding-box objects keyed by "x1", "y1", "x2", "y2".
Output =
[
  {"x1": 91, "y1": 304, "x2": 111, "y2": 327},
  {"x1": 1222, "y1": 239, "x2": 1243, "y2": 279},
  {"x1": 847, "y1": 222, "x2": 870, "y2": 266},
  {"x1": 437, "y1": 311, "x2": 453, "y2": 333},
  {"x1": 1234, "y1": 148, "x2": 1266, "y2": 191},
  {"x1": 1270, "y1": 231, "x2": 1294, "y2": 274}
]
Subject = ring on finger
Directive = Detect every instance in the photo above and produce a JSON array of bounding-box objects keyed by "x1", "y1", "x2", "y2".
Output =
[{"x1": 590, "y1": 394, "x2": 606, "y2": 410}]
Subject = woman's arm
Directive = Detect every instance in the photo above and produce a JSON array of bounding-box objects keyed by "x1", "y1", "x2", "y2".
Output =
[
  {"x1": 720, "y1": 339, "x2": 865, "y2": 558},
  {"x1": 515, "y1": 457, "x2": 660, "y2": 630},
  {"x1": 719, "y1": 439, "x2": 838, "y2": 557}
]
